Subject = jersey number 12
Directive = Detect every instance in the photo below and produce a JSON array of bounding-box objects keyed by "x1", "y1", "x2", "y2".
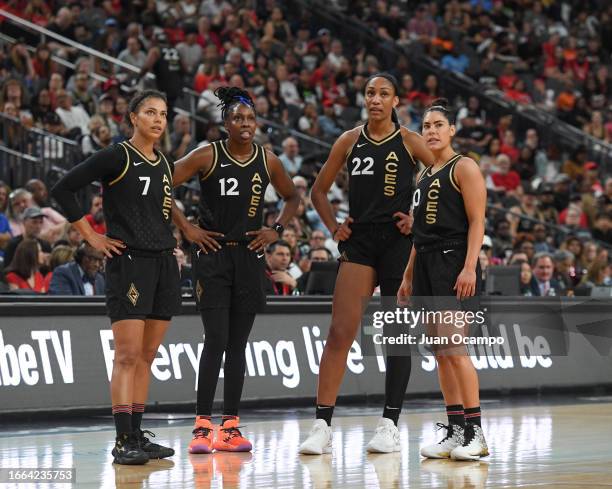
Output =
[{"x1": 220, "y1": 177, "x2": 239, "y2": 196}]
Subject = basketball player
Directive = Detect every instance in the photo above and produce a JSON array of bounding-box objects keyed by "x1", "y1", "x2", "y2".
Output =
[
  {"x1": 170, "y1": 87, "x2": 299, "y2": 453},
  {"x1": 299, "y1": 73, "x2": 434, "y2": 455},
  {"x1": 52, "y1": 90, "x2": 183, "y2": 465},
  {"x1": 399, "y1": 99, "x2": 488, "y2": 460}
]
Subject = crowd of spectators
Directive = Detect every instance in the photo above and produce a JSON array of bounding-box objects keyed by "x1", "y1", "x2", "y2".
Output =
[{"x1": 0, "y1": 0, "x2": 610, "y2": 297}]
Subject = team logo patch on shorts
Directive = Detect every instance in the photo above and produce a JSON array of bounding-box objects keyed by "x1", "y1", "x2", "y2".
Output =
[
  {"x1": 127, "y1": 283, "x2": 139, "y2": 306},
  {"x1": 196, "y1": 280, "x2": 203, "y2": 301}
]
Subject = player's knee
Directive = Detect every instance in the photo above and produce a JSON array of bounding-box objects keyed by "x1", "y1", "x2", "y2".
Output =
[
  {"x1": 326, "y1": 324, "x2": 356, "y2": 351},
  {"x1": 114, "y1": 348, "x2": 140, "y2": 369},
  {"x1": 141, "y1": 347, "x2": 159, "y2": 365}
]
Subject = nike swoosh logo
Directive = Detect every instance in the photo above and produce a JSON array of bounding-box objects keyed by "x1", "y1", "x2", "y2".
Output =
[
  {"x1": 443, "y1": 249, "x2": 453, "y2": 254},
  {"x1": 133, "y1": 161, "x2": 145, "y2": 166},
  {"x1": 357, "y1": 143, "x2": 367, "y2": 148},
  {"x1": 196, "y1": 249, "x2": 202, "y2": 258},
  {"x1": 220, "y1": 163, "x2": 232, "y2": 167}
]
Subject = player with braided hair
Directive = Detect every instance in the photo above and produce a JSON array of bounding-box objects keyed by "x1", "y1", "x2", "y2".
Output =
[{"x1": 171, "y1": 86, "x2": 299, "y2": 453}]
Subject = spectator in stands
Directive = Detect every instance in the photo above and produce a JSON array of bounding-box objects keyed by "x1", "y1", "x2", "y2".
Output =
[
  {"x1": 533, "y1": 223, "x2": 554, "y2": 253},
  {"x1": 118, "y1": 36, "x2": 147, "y2": 72},
  {"x1": 49, "y1": 243, "x2": 105, "y2": 296},
  {"x1": 176, "y1": 24, "x2": 202, "y2": 76},
  {"x1": 408, "y1": 4, "x2": 437, "y2": 43},
  {"x1": 500, "y1": 129, "x2": 519, "y2": 163},
  {"x1": 280, "y1": 226, "x2": 303, "y2": 276},
  {"x1": 85, "y1": 194, "x2": 106, "y2": 235},
  {"x1": 48, "y1": 245, "x2": 75, "y2": 273},
  {"x1": 0, "y1": 184, "x2": 11, "y2": 259},
  {"x1": 491, "y1": 218, "x2": 513, "y2": 259},
  {"x1": 6, "y1": 188, "x2": 32, "y2": 236},
  {"x1": 3, "y1": 206, "x2": 52, "y2": 269},
  {"x1": 264, "y1": 240, "x2": 297, "y2": 295},
  {"x1": 553, "y1": 250, "x2": 577, "y2": 291},
  {"x1": 41, "y1": 112, "x2": 66, "y2": 158},
  {"x1": 24, "y1": 179, "x2": 66, "y2": 243},
  {"x1": 579, "y1": 241, "x2": 599, "y2": 274},
  {"x1": 515, "y1": 260, "x2": 538, "y2": 296},
  {"x1": 70, "y1": 72, "x2": 96, "y2": 116},
  {"x1": 31, "y1": 88, "x2": 53, "y2": 125},
  {"x1": 297, "y1": 246, "x2": 333, "y2": 294},
  {"x1": 592, "y1": 212, "x2": 612, "y2": 244},
  {"x1": 96, "y1": 94, "x2": 119, "y2": 137},
  {"x1": 318, "y1": 101, "x2": 343, "y2": 139},
  {"x1": 55, "y1": 89, "x2": 91, "y2": 136},
  {"x1": 532, "y1": 252, "x2": 562, "y2": 296},
  {"x1": 279, "y1": 137, "x2": 303, "y2": 177},
  {"x1": 579, "y1": 259, "x2": 611, "y2": 289},
  {"x1": 491, "y1": 154, "x2": 520, "y2": 193},
  {"x1": 0, "y1": 78, "x2": 28, "y2": 118},
  {"x1": 454, "y1": 114, "x2": 493, "y2": 154},
  {"x1": 32, "y1": 43, "x2": 57, "y2": 84},
  {"x1": 57, "y1": 223, "x2": 83, "y2": 249},
  {"x1": 170, "y1": 114, "x2": 196, "y2": 160},
  {"x1": 4, "y1": 238, "x2": 50, "y2": 293},
  {"x1": 298, "y1": 103, "x2": 321, "y2": 138},
  {"x1": 82, "y1": 117, "x2": 111, "y2": 156},
  {"x1": 562, "y1": 146, "x2": 588, "y2": 181}
]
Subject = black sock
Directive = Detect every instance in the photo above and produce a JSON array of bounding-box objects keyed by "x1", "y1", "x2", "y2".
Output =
[
  {"x1": 382, "y1": 405, "x2": 401, "y2": 426},
  {"x1": 464, "y1": 406, "x2": 481, "y2": 427},
  {"x1": 446, "y1": 404, "x2": 465, "y2": 427},
  {"x1": 132, "y1": 403, "x2": 145, "y2": 432},
  {"x1": 112, "y1": 404, "x2": 132, "y2": 437},
  {"x1": 316, "y1": 404, "x2": 334, "y2": 426}
]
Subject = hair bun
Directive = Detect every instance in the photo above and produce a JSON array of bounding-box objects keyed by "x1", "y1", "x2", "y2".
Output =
[{"x1": 429, "y1": 98, "x2": 450, "y2": 109}]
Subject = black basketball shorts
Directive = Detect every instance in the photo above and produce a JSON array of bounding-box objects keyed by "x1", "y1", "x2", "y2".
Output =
[
  {"x1": 105, "y1": 249, "x2": 182, "y2": 323},
  {"x1": 191, "y1": 243, "x2": 266, "y2": 313},
  {"x1": 412, "y1": 242, "x2": 482, "y2": 301},
  {"x1": 337, "y1": 222, "x2": 411, "y2": 293}
]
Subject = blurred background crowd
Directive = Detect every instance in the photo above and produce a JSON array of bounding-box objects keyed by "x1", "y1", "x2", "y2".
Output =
[{"x1": 0, "y1": 0, "x2": 610, "y2": 297}]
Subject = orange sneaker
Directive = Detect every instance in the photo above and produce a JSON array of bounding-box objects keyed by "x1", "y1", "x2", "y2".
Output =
[
  {"x1": 213, "y1": 417, "x2": 252, "y2": 452},
  {"x1": 189, "y1": 417, "x2": 214, "y2": 454}
]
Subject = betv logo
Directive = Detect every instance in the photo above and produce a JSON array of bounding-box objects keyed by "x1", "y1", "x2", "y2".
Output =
[{"x1": 0, "y1": 330, "x2": 73, "y2": 386}]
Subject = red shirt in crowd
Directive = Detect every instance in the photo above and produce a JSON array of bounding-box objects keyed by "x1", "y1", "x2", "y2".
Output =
[
  {"x1": 6, "y1": 271, "x2": 50, "y2": 293},
  {"x1": 85, "y1": 214, "x2": 107, "y2": 234},
  {"x1": 491, "y1": 171, "x2": 521, "y2": 192}
]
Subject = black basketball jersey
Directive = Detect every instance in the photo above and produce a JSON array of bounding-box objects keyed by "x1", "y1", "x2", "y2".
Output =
[
  {"x1": 197, "y1": 140, "x2": 270, "y2": 241},
  {"x1": 412, "y1": 154, "x2": 468, "y2": 247},
  {"x1": 102, "y1": 141, "x2": 176, "y2": 251},
  {"x1": 155, "y1": 47, "x2": 182, "y2": 99},
  {"x1": 346, "y1": 123, "x2": 416, "y2": 224}
]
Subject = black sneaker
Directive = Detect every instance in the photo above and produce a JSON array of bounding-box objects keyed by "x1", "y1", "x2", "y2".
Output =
[
  {"x1": 112, "y1": 432, "x2": 149, "y2": 465},
  {"x1": 138, "y1": 429, "x2": 175, "y2": 459}
]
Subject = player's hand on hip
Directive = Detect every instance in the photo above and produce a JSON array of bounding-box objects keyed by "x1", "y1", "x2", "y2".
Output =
[
  {"x1": 333, "y1": 217, "x2": 353, "y2": 242},
  {"x1": 87, "y1": 233, "x2": 125, "y2": 258},
  {"x1": 397, "y1": 276, "x2": 413, "y2": 306},
  {"x1": 393, "y1": 211, "x2": 413, "y2": 235},
  {"x1": 246, "y1": 227, "x2": 279, "y2": 252},
  {"x1": 454, "y1": 268, "x2": 477, "y2": 300},
  {"x1": 185, "y1": 224, "x2": 223, "y2": 253}
]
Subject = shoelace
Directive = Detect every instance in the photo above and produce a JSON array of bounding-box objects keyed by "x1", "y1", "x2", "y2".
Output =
[
  {"x1": 192, "y1": 426, "x2": 212, "y2": 439},
  {"x1": 435, "y1": 422, "x2": 453, "y2": 444},
  {"x1": 220, "y1": 425, "x2": 245, "y2": 441},
  {"x1": 140, "y1": 429, "x2": 156, "y2": 444}
]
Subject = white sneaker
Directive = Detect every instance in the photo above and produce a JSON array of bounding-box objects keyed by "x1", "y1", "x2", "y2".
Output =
[
  {"x1": 366, "y1": 417, "x2": 400, "y2": 453},
  {"x1": 299, "y1": 419, "x2": 332, "y2": 455},
  {"x1": 451, "y1": 424, "x2": 489, "y2": 461},
  {"x1": 420, "y1": 423, "x2": 464, "y2": 459}
]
